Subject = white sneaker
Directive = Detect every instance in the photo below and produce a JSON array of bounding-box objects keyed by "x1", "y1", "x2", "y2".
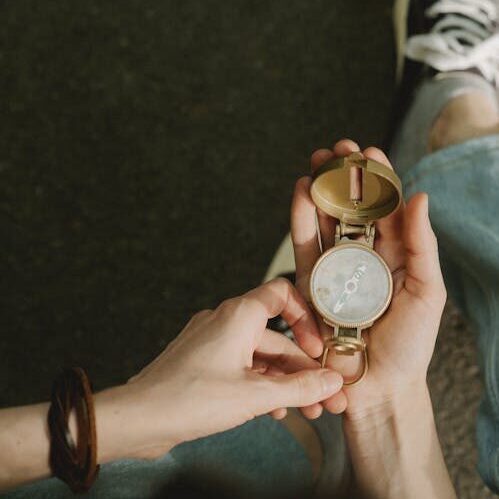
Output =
[{"x1": 405, "y1": 0, "x2": 499, "y2": 86}]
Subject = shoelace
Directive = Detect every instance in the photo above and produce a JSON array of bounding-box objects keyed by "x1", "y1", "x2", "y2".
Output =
[{"x1": 405, "y1": 0, "x2": 499, "y2": 85}]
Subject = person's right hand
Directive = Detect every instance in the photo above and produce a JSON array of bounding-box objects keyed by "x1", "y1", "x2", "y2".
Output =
[
  {"x1": 122, "y1": 278, "x2": 343, "y2": 459},
  {"x1": 0, "y1": 278, "x2": 342, "y2": 492},
  {"x1": 290, "y1": 138, "x2": 447, "y2": 421}
]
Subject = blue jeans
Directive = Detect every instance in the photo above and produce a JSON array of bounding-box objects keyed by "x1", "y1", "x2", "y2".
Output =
[
  {"x1": 400, "y1": 135, "x2": 499, "y2": 493},
  {"x1": 5, "y1": 135, "x2": 499, "y2": 497}
]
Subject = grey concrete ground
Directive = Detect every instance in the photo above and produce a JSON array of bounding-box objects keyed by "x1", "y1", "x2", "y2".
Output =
[{"x1": 0, "y1": 1, "x2": 494, "y2": 497}]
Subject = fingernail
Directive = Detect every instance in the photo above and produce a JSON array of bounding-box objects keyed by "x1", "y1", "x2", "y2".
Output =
[{"x1": 320, "y1": 370, "x2": 343, "y2": 394}]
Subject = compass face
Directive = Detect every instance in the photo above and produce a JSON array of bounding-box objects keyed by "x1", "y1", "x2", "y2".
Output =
[{"x1": 310, "y1": 243, "x2": 392, "y2": 327}]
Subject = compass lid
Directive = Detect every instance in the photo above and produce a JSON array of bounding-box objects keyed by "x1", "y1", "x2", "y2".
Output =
[{"x1": 310, "y1": 152, "x2": 402, "y2": 224}]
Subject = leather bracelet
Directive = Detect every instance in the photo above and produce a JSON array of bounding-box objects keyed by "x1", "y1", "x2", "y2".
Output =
[{"x1": 47, "y1": 367, "x2": 99, "y2": 493}]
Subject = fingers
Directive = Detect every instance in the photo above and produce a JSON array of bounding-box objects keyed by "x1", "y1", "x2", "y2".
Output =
[
  {"x1": 291, "y1": 176, "x2": 322, "y2": 295},
  {"x1": 361, "y1": 145, "x2": 390, "y2": 165},
  {"x1": 322, "y1": 391, "x2": 348, "y2": 414},
  {"x1": 256, "y1": 329, "x2": 320, "y2": 372},
  {"x1": 310, "y1": 138, "x2": 361, "y2": 174},
  {"x1": 331, "y1": 139, "x2": 360, "y2": 163},
  {"x1": 254, "y1": 363, "x2": 289, "y2": 420},
  {"x1": 254, "y1": 344, "x2": 324, "y2": 420},
  {"x1": 403, "y1": 193, "x2": 447, "y2": 301},
  {"x1": 243, "y1": 278, "x2": 323, "y2": 358},
  {"x1": 270, "y1": 407, "x2": 288, "y2": 420},
  {"x1": 255, "y1": 369, "x2": 343, "y2": 413},
  {"x1": 311, "y1": 148, "x2": 333, "y2": 170},
  {"x1": 300, "y1": 403, "x2": 323, "y2": 419}
]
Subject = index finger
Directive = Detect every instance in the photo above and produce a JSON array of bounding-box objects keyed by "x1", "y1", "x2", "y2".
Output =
[{"x1": 242, "y1": 278, "x2": 323, "y2": 358}]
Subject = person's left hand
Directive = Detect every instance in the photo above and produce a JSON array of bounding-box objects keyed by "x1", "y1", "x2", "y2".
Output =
[
  {"x1": 290, "y1": 138, "x2": 447, "y2": 421},
  {"x1": 123, "y1": 278, "x2": 343, "y2": 459}
]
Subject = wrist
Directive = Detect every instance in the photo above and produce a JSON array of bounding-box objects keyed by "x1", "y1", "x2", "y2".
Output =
[
  {"x1": 343, "y1": 383, "x2": 456, "y2": 499},
  {"x1": 91, "y1": 382, "x2": 179, "y2": 463},
  {"x1": 344, "y1": 381, "x2": 430, "y2": 430}
]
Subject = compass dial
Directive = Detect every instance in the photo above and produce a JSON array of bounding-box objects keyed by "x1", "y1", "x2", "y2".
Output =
[{"x1": 310, "y1": 243, "x2": 392, "y2": 327}]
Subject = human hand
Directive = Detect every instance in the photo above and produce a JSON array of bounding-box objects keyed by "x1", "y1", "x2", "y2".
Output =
[
  {"x1": 290, "y1": 138, "x2": 447, "y2": 420},
  {"x1": 124, "y1": 278, "x2": 343, "y2": 458}
]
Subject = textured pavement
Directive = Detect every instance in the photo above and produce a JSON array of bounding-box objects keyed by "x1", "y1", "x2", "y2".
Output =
[{"x1": 0, "y1": 1, "x2": 494, "y2": 497}]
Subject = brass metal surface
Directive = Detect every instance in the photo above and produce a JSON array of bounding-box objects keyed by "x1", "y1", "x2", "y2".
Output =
[
  {"x1": 310, "y1": 153, "x2": 402, "y2": 225},
  {"x1": 309, "y1": 152, "x2": 402, "y2": 378},
  {"x1": 320, "y1": 345, "x2": 368, "y2": 386}
]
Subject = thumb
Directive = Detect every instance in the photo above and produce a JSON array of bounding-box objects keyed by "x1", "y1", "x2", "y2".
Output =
[
  {"x1": 253, "y1": 369, "x2": 343, "y2": 413},
  {"x1": 403, "y1": 192, "x2": 445, "y2": 297}
]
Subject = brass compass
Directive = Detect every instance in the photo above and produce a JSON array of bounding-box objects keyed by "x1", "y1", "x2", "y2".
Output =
[{"x1": 309, "y1": 152, "x2": 402, "y2": 383}]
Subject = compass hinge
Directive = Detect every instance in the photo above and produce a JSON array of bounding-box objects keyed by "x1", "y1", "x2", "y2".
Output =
[{"x1": 335, "y1": 221, "x2": 375, "y2": 247}]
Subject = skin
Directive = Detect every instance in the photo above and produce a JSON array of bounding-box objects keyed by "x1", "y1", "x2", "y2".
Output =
[
  {"x1": 429, "y1": 92, "x2": 499, "y2": 152},
  {"x1": 0, "y1": 278, "x2": 343, "y2": 492},
  {"x1": 289, "y1": 138, "x2": 456, "y2": 498},
  {"x1": 124, "y1": 278, "x2": 344, "y2": 455},
  {"x1": 0, "y1": 139, "x2": 457, "y2": 498},
  {"x1": 290, "y1": 139, "x2": 447, "y2": 416}
]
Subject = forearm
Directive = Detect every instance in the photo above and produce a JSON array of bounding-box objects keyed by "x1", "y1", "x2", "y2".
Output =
[
  {"x1": 0, "y1": 383, "x2": 171, "y2": 492},
  {"x1": 344, "y1": 384, "x2": 456, "y2": 499}
]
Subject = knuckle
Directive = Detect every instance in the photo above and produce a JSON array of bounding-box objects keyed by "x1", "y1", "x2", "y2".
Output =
[
  {"x1": 273, "y1": 276, "x2": 288, "y2": 285},
  {"x1": 275, "y1": 276, "x2": 291, "y2": 287},
  {"x1": 269, "y1": 276, "x2": 292, "y2": 292},
  {"x1": 197, "y1": 308, "x2": 213, "y2": 318},
  {"x1": 216, "y1": 298, "x2": 233, "y2": 313},
  {"x1": 191, "y1": 308, "x2": 213, "y2": 323},
  {"x1": 217, "y1": 297, "x2": 240, "y2": 317},
  {"x1": 294, "y1": 176, "x2": 311, "y2": 194}
]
